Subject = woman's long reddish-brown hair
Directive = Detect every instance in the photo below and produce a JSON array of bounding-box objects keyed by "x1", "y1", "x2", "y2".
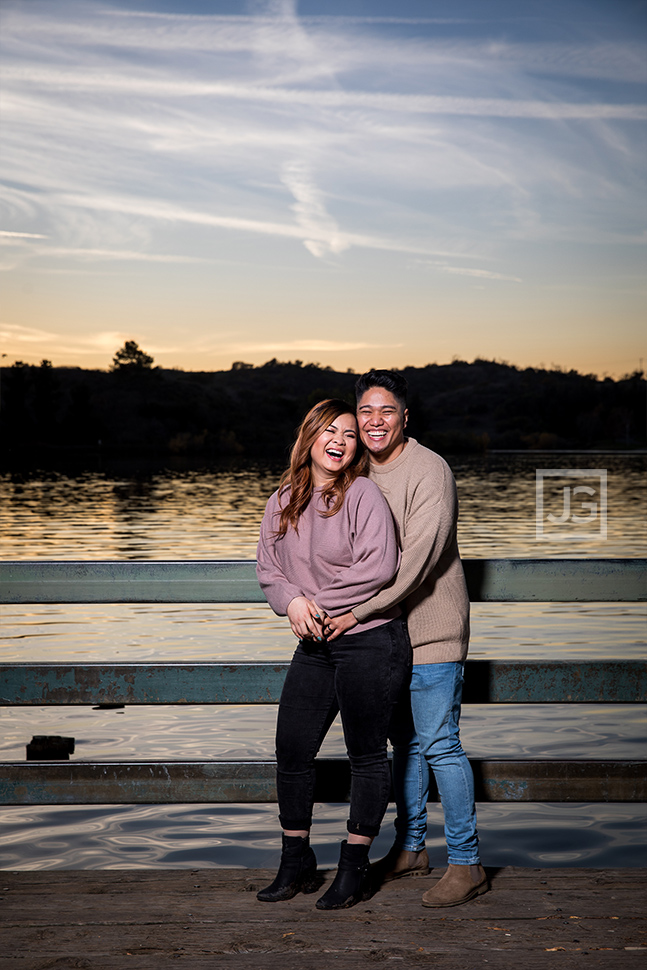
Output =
[{"x1": 274, "y1": 399, "x2": 369, "y2": 538}]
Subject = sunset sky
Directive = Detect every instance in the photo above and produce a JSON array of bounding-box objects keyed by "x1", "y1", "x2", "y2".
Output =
[{"x1": 0, "y1": 0, "x2": 645, "y2": 376}]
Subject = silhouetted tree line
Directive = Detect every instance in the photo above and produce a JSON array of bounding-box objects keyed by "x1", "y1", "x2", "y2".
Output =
[{"x1": 1, "y1": 348, "x2": 644, "y2": 466}]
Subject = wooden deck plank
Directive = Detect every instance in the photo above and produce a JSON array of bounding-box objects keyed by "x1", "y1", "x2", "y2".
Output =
[
  {"x1": 5, "y1": 866, "x2": 645, "y2": 891},
  {"x1": 1, "y1": 946, "x2": 644, "y2": 967},
  {"x1": 1, "y1": 868, "x2": 645, "y2": 969},
  {"x1": 2, "y1": 867, "x2": 647, "y2": 918}
]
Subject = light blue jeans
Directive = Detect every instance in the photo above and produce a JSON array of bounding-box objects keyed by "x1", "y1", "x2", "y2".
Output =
[{"x1": 389, "y1": 662, "x2": 480, "y2": 865}]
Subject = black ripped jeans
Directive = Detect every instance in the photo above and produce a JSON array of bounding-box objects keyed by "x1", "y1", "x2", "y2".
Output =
[{"x1": 275, "y1": 617, "x2": 411, "y2": 838}]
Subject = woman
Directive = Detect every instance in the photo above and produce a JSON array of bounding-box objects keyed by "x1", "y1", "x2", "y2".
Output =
[{"x1": 256, "y1": 399, "x2": 411, "y2": 910}]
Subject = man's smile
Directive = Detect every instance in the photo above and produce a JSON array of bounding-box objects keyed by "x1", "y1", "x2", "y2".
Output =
[{"x1": 357, "y1": 386, "x2": 408, "y2": 464}]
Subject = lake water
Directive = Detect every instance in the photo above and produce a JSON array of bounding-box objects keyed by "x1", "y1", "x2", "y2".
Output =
[{"x1": 0, "y1": 452, "x2": 645, "y2": 870}]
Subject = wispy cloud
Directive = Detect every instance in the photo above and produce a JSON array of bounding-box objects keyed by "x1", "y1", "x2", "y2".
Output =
[
  {"x1": 71, "y1": 331, "x2": 190, "y2": 356},
  {"x1": 4, "y1": 65, "x2": 645, "y2": 120},
  {"x1": 5, "y1": 4, "x2": 645, "y2": 85},
  {"x1": 434, "y1": 265, "x2": 522, "y2": 283},
  {"x1": 230, "y1": 340, "x2": 399, "y2": 354},
  {"x1": 51, "y1": 190, "x2": 484, "y2": 261},
  {"x1": 281, "y1": 160, "x2": 347, "y2": 257},
  {"x1": 79, "y1": 331, "x2": 134, "y2": 351},
  {"x1": 0, "y1": 230, "x2": 48, "y2": 239},
  {"x1": 37, "y1": 247, "x2": 211, "y2": 264},
  {"x1": 2, "y1": 1, "x2": 644, "y2": 269},
  {"x1": 0, "y1": 323, "x2": 60, "y2": 344}
]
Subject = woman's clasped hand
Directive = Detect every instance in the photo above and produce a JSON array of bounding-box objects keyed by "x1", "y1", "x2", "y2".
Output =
[{"x1": 285, "y1": 596, "x2": 325, "y2": 641}]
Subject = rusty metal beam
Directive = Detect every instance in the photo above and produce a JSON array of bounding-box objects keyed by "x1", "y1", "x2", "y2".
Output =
[
  {"x1": 462, "y1": 660, "x2": 647, "y2": 703},
  {"x1": 2, "y1": 660, "x2": 645, "y2": 705},
  {"x1": 0, "y1": 759, "x2": 644, "y2": 805},
  {"x1": 473, "y1": 760, "x2": 647, "y2": 802},
  {"x1": 0, "y1": 558, "x2": 645, "y2": 604},
  {"x1": 0, "y1": 663, "x2": 285, "y2": 706}
]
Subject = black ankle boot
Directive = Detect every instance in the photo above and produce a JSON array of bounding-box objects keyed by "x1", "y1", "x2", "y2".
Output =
[
  {"x1": 257, "y1": 835, "x2": 318, "y2": 902},
  {"x1": 315, "y1": 840, "x2": 374, "y2": 910}
]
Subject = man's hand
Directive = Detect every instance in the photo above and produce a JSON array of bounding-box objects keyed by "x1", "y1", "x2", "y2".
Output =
[
  {"x1": 286, "y1": 597, "x2": 325, "y2": 640},
  {"x1": 323, "y1": 611, "x2": 358, "y2": 641}
]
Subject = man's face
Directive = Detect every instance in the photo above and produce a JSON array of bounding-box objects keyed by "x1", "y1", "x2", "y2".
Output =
[{"x1": 357, "y1": 387, "x2": 408, "y2": 464}]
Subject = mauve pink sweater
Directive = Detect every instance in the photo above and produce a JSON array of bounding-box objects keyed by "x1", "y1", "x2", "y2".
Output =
[{"x1": 256, "y1": 476, "x2": 401, "y2": 633}]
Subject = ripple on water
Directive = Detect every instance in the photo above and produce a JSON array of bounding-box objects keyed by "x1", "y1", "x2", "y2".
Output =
[{"x1": 0, "y1": 803, "x2": 645, "y2": 870}]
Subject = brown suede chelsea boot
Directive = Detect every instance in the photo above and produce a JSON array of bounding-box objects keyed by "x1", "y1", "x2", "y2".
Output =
[{"x1": 421, "y1": 863, "x2": 488, "y2": 908}]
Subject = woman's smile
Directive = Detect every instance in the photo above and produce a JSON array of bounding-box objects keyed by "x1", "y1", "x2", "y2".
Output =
[{"x1": 310, "y1": 413, "x2": 358, "y2": 485}]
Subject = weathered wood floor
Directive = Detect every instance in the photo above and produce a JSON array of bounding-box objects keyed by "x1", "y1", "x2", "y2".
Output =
[{"x1": 1, "y1": 867, "x2": 645, "y2": 969}]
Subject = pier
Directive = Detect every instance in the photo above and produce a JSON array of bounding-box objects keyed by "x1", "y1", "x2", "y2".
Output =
[{"x1": 1, "y1": 558, "x2": 646, "y2": 967}]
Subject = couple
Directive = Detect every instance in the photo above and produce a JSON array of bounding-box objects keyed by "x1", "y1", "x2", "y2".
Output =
[{"x1": 256, "y1": 369, "x2": 488, "y2": 911}]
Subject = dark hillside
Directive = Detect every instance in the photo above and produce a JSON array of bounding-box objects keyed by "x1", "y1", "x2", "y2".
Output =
[{"x1": 1, "y1": 358, "x2": 644, "y2": 466}]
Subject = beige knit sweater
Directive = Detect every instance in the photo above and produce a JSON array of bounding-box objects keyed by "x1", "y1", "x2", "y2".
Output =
[{"x1": 352, "y1": 438, "x2": 470, "y2": 664}]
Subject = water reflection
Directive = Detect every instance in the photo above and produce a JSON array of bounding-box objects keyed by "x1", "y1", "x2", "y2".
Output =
[
  {"x1": 0, "y1": 803, "x2": 642, "y2": 871},
  {"x1": 1, "y1": 453, "x2": 645, "y2": 560},
  {"x1": 1, "y1": 703, "x2": 644, "y2": 763},
  {"x1": 1, "y1": 602, "x2": 644, "y2": 663}
]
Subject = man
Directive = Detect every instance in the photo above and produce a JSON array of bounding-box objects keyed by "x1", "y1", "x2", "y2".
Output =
[{"x1": 324, "y1": 369, "x2": 488, "y2": 908}]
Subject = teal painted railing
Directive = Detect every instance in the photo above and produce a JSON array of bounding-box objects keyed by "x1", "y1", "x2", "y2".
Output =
[
  {"x1": 0, "y1": 559, "x2": 645, "y2": 805},
  {"x1": 1, "y1": 558, "x2": 644, "y2": 604}
]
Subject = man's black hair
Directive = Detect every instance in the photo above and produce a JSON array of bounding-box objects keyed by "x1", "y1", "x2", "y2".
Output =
[{"x1": 355, "y1": 369, "x2": 408, "y2": 409}]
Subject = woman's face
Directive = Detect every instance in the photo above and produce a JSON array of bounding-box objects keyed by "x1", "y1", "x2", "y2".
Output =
[{"x1": 309, "y1": 412, "x2": 358, "y2": 486}]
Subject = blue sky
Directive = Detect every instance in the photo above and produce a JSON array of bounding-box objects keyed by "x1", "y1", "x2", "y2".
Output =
[{"x1": 0, "y1": 0, "x2": 645, "y2": 375}]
